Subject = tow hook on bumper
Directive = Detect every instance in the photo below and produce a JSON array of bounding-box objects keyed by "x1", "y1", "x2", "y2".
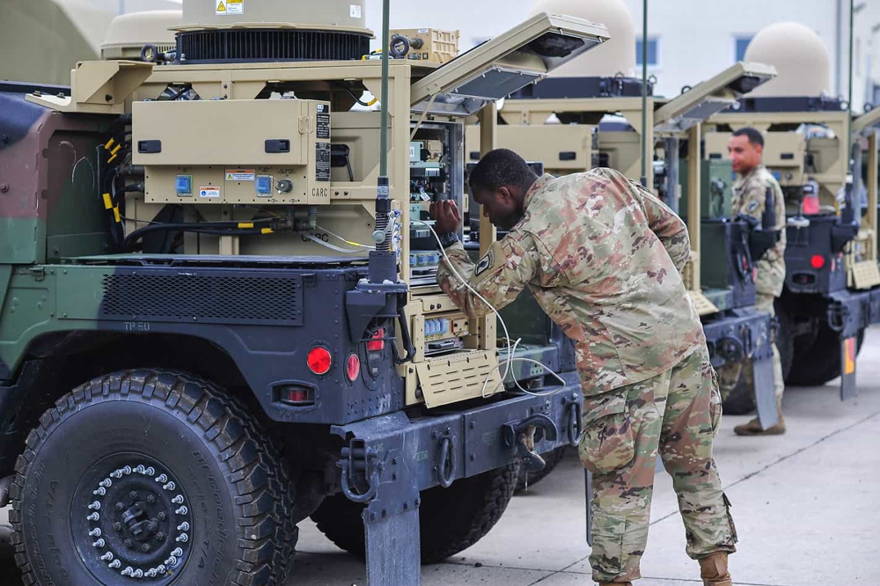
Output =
[{"x1": 502, "y1": 414, "x2": 558, "y2": 472}]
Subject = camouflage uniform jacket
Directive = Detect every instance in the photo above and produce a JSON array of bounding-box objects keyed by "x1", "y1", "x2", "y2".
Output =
[
  {"x1": 732, "y1": 164, "x2": 787, "y2": 297},
  {"x1": 437, "y1": 169, "x2": 706, "y2": 396}
]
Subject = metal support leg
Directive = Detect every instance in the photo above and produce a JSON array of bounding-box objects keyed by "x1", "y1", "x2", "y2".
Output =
[
  {"x1": 336, "y1": 414, "x2": 423, "y2": 586},
  {"x1": 840, "y1": 335, "x2": 858, "y2": 400},
  {"x1": 365, "y1": 505, "x2": 421, "y2": 585},
  {"x1": 751, "y1": 355, "x2": 779, "y2": 429}
]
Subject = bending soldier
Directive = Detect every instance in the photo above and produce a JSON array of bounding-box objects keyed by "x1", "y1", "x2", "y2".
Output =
[{"x1": 430, "y1": 149, "x2": 737, "y2": 586}]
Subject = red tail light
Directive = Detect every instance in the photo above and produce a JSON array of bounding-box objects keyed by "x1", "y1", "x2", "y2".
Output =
[
  {"x1": 810, "y1": 255, "x2": 826, "y2": 269},
  {"x1": 307, "y1": 346, "x2": 332, "y2": 375},
  {"x1": 346, "y1": 354, "x2": 361, "y2": 381},
  {"x1": 802, "y1": 192, "x2": 820, "y2": 214},
  {"x1": 279, "y1": 386, "x2": 313, "y2": 405},
  {"x1": 367, "y1": 328, "x2": 385, "y2": 351}
]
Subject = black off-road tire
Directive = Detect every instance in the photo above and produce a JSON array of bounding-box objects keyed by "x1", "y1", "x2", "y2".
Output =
[
  {"x1": 775, "y1": 301, "x2": 795, "y2": 383},
  {"x1": 9, "y1": 369, "x2": 296, "y2": 585},
  {"x1": 515, "y1": 446, "x2": 567, "y2": 492},
  {"x1": 787, "y1": 326, "x2": 865, "y2": 386},
  {"x1": 311, "y1": 463, "x2": 519, "y2": 564}
]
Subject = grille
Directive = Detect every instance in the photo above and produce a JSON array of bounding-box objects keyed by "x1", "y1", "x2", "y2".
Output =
[
  {"x1": 176, "y1": 29, "x2": 371, "y2": 63},
  {"x1": 100, "y1": 271, "x2": 303, "y2": 326}
]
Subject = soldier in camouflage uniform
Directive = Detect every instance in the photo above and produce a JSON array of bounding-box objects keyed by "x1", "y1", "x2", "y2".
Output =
[
  {"x1": 431, "y1": 149, "x2": 737, "y2": 586},
  {"x1": 726, "y1": 127, "x2": 787, "y2": 436}
]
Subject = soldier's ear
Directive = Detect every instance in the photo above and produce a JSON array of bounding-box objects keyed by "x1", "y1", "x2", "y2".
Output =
[{"x1": 497, "y1": 186, "x2": 514, "y2": 204}]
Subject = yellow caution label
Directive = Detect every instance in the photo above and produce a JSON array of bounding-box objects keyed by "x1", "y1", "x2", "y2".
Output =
[
  {"x1": 112, "y1": 207, "x2": 121, "y2": 223},
  {"x1": 104, "y1": 138, "x2": 115, "y2": 150},
  {"x1": 225, "y1": 169, "x2": 256, "y2": 182},
  {"x1": 260, "y1": 228, "x2": 274, "y2": 235},
  {"x1": 102, "y1": 193, "x2": 113, "y2": 209},
  {"x1": 237, "y1": 222, "x2": 254, "y2": 229},
  {"x1": 216, "y1": 0, "x2": 242, "y2": 15},
  {"x1": 844, "y1": 337, "x2": 856, "y2": 375}
]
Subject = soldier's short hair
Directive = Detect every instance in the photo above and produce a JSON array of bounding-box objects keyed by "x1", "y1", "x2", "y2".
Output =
[
  {"x1": 469, "y1": 148, "x2": 538, "y2": 194},
  {"x1": 732, "y1": 127, "x2": 764, "y2": 147}
]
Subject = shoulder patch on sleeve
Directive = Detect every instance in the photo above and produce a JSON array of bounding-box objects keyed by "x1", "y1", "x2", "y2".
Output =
[
  {"x1": 475, "y1": 251, "x2": 494, "y2": 276},
  {"x1": 746, "y1": 199, "x2": 760, "y2": 212}
]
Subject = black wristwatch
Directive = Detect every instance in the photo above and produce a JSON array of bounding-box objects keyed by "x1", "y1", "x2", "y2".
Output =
[{"x1": 438, "y1": 232, "x2": 459, "y2": 249}]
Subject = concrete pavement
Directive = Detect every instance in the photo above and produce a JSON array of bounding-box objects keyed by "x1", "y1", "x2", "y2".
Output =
[{"x1": 1, "y1": 328, "x2": 879, "y2": 585}]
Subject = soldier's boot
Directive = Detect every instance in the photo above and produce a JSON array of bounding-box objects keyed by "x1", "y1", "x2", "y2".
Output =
[
  {"x1": 699, "y1": 552, "x2": 732, "y2": 586},
  {"x1": 734, "y1": 413, "x2": 785, "y2": 435}
]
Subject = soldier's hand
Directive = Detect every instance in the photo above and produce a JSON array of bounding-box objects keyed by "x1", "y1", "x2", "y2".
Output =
[{"x1": 429, "y1": 200, "x2": 461, "y2": 234}]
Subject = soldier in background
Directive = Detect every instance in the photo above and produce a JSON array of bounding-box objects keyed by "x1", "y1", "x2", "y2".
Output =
[
  {"x1": 430, "y1": 149, "x2": 737, "y2": 586},
  {"x1": 726, "y1": 127, "x2": 787, "y2": 436}
]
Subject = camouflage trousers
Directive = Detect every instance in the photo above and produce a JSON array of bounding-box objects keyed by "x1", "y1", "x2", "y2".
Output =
[
  {"x1": 717, "y1": 293, "x2": 785, "y2": 401},
  {"x1": 579, "y1": 346, "x2": 737, "y2": 583}
]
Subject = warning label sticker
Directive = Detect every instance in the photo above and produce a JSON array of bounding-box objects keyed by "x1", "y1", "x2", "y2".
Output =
[
  {"x1": 315, "y1": 142, "x2": 331, "y2": 182},
  {"x1": 225, "y1": 169, "x2": 256, "y2": 182},
  {"x1": 349, "y1": 4, "x2": 362, "y2": 18},
  {"x1": 216, "y1": 0, "x2": 243, "y2": 15},
  {"x1": 199, "y1": 186, "x2": 221, "y2": 198}
]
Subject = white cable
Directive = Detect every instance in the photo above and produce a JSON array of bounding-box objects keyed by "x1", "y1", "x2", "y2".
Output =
[
  {"x1": 412, "y1": 219, "x2": 567, "y2": 398},
  {"x1": 303, "y1": 232, "x2": 361, "y2": 253},
  {"x1": 497, "y1": 337, "x2": 567, "y2": 397},
  {"x1": 412, "y1": 219, "x2": 514, "y2": 397},
  {"x1": 316, "y1": 224, "x2": 373, "y2": 249}
]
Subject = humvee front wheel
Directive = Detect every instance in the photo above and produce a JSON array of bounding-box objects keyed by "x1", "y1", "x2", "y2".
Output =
[
  {"x1": 311, "y1": 462, "x2": 519, "y2": 563},
  {"x1": 10, "y1": 369, "x2": 296, "y2": 585}
]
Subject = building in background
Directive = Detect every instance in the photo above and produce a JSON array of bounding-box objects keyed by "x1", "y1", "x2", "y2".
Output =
[
  {"x1": 363, "y1": 0, "x2": 880, "y2": 112},
  {"x1": 624, "y1": 0, "x2": 880, "y2": 112},
  {"x1": 4, "y1": 0, "x2": 878, "y2": 112}
]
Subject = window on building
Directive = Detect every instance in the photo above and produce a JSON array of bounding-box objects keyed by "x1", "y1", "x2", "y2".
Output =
[
  {"x1": 734, "y1": 36, "x2": 753, "y2": 62},
  {"x1": 635, "y1": 37, "x2": 659, "y2": 67}
]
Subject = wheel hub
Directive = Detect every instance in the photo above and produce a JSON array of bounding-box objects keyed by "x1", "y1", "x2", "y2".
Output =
[{"x1": 80, "y1": 462, "x2": 192, "y2": 580}]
